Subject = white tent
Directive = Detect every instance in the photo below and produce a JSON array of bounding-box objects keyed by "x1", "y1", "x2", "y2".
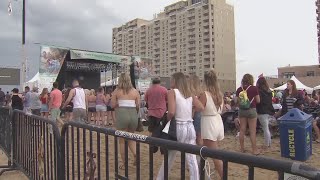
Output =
[
  {"x1": 25, "y1": 72, "x2": 40, "y2": 88},
  {"x1": 27, "y1": 72, "x2": 40, "y2": 83},
  {"x1": 100, "y1": 77, "x2": 118, "y2": 87},
  {"x1": 314, "y1": 85, "x2": 320, "y2": 90},
  {"x1": 274, "y1": 76, "x2": 313, "y2": 93}
]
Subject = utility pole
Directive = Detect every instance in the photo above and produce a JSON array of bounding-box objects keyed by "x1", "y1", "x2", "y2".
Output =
[{"x1": 21, "y1": 0, "x2": 26, "y2": 90}]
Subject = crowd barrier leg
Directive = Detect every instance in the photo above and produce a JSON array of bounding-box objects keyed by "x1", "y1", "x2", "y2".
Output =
[{"x1": 0, "y1": 109, "x2": 17, "y2": 176}]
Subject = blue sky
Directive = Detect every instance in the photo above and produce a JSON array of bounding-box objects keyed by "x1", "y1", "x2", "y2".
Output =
[{"x1": 0, "y1": 0, "x2": 318, "y2": 87}]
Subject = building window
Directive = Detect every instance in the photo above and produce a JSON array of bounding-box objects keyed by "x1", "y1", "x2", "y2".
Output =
[
  {"x1": 283, "y1": 72, "x2": 295, "y2": 78},
  {"x1": 307, "y1": 71, "x2": 315, "y2": 77}
]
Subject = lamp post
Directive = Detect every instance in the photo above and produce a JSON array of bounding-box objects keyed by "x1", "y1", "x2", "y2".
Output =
[{"x1": 21, "y1": 0, "x2": 27, "y2": 90}]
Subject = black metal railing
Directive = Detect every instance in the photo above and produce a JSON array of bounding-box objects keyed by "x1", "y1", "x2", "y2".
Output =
[
  {"x1": 60, "y1": 121, "x2": 320, "y2": 180},
  {"x1": 11, "y1": 110, "x2": 63, "y2": 180},
  {"x1": 0, "y1": 108, "x2": 320, "y2": 179},
  {"x1": 0, "y1": 107, "x2": 14, "y2": 174}
]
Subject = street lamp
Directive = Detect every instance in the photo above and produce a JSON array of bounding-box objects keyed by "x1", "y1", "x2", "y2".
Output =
[{"x1": 8, "y1": 0, "x2": 27, "y2": 90}]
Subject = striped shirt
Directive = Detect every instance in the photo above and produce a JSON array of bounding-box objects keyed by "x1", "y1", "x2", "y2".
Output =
[{"x1": 286, "y1": 97, "x2": 296, "y2": 111}]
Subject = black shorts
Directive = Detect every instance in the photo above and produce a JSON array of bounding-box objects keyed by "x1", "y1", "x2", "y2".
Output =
[
  {"x1": 148, "y1": 116, "x2": 162, "y2": 133},
  {"x1": 65, "y1": 106, "x2": 73, "y2": 113},
  {"x1": 107, "y1": 106, "x2": 114, "y2": 111},
  {"x1": 88, "y1": 107, "x2": 96, "y2": 112}
]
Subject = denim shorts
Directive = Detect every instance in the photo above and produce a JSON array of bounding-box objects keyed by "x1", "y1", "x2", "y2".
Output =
[
  {"x1": 96, "y1": 105, "x2": 106, "y2": 112},
  {"x1": 239, "y1": 108, "x2": 257, "y2": 119},
  {"x1": 41, "y1": 104, "x2": 49, "y2": 113}
]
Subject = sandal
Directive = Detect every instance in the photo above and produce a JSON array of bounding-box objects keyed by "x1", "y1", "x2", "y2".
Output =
[
  {"x1": 119, "y1": 164, "x2": 125, "y2": 170},
  {"x1": 315, "y1": 140, "x2": 320, "y2": 143},
  {"x1": 253, "y1": 150, "x2": 262, "y2": 156}
]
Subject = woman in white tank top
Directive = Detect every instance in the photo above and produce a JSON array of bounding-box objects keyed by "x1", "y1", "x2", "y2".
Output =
[
  {"x1": 199, "y1": 69, "x2": 224, "y2": 179},
  {"x1": 157, "y1": 72, "x2": 204, "y2": 180}
]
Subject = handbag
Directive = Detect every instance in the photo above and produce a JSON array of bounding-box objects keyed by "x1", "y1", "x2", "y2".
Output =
[{"x1": 160, "y1": 114, "x2": 177, "y2": 141}]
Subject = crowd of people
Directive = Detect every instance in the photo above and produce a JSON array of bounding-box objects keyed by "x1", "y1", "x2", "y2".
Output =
[{"x1": 2, "y1": 69, "x2": 320, "y2": 180}]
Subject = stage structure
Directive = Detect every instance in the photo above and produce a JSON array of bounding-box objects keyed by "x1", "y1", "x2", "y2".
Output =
[{"x1": 38, "y1": 45, "x2": 154, "y2": 91}]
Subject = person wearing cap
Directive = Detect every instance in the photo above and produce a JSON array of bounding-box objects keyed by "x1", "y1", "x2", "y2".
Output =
[{"x1": 30, "y1": 87, "x2": 41, "y2": 116}]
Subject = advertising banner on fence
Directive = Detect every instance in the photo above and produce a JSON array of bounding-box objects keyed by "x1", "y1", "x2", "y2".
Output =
[
  {"x1": 133, "y1": 56, "x2": 155, "y2": 93},
  {"x1": 39, "y1": 46, "x2": 68, "y2": 91}
]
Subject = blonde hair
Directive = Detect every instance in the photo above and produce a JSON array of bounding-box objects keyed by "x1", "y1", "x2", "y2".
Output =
[
  {"x1": 118, "y1": 73, "x2": 133, "y2": 94},
  {"x1": 204, "y1": 69, "x2": 223, "y2": 107},
  {"x1": 89, "y1": 89, "x2": 95, "y2": 96},
  {"x1": 171, "y1": 72, "x2": 192, "y2": 98},
  {"x1": 188, "y1": 75, "x2": 202, "y2": 96}
]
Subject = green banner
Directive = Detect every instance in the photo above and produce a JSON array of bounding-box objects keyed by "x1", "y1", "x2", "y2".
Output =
[{"x1": 70, "y1": 50, "x2": 130, "y2": 63}]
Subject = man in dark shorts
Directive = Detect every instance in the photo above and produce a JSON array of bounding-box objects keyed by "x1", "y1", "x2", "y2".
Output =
[{"x1": 145, "y1": 78, "x2": 168, "y2": 137}]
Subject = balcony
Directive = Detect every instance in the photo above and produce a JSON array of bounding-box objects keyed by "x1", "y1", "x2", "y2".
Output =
[
  {"x1": 188, "y1": 22, "x2": 196, "y2": 26},
  {"x1": 188, "y1": 15, "x2": 196, "y2": 20},
  {"x1": 188, "y1": 50, "x2": 196, "y2": 55},
  {"x1": 169, "y1": 17, "x2": 176, "y2": 23},
  {"x1": 188, "y1": 59, "x2": 196, "y2": 63},
  {"x1": 170, "y1": 62, "x2": 177, "y2": 66},
  {"x1": 170, "y1": 48, "x2": 177, "y2": 52},
  {"x1": 204, "y1": 41, "x2": 211, "y2": 46},
  {"x1": 204, "y1": 45, "x2": 210, "y2": 49},
  {"x1": 188, "y1": 39, "x2": 196, "y2": 43},
  {"x1": 154, "y1": 26, "x2": 160, "y2": 31},
  {"x1": 170, "y1": 53, "x2": 177, "y2": 58},
  {"x1": 170, "y1": 38, "x2": 177, "y2": 43},
  {"x1": 170, "y1": 27, "x2": 177, "y2": 31},
  {"x1": 187, "y1": 12, "x2": 195, "y2": 18}
]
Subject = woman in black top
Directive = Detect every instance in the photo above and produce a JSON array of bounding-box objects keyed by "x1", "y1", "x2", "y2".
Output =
[
  {"x1": 11, "y1": 88, "x2": 23, "y2": 110},
  {"x1": 256, "y1": 77, "x2": 275, "y2": 149}
]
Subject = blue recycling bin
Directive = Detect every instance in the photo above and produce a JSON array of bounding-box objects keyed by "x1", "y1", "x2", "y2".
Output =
[{"x1": 278, "y1": 108, "x2": 313, "y2": 161}]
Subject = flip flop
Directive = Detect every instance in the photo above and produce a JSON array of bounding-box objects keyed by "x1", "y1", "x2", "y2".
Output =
[
  {"x1": 119, "y1": 164, "x2": 125, "y2": 170},
  {"x1": 253, "y1": 150, "x2": 262, "y2": 156}
]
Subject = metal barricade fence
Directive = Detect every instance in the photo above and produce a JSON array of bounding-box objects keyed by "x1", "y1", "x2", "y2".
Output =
[
  {"x1": 61, "y1": 121, "x2": 320, "y2": 180},
  {"x1": 0, "y1": 107, "x2": 13, "y2": 174},
  {"x1": 11, "y1": 110, "x2": 63, "y2": 180},
  {"x1": 0, "y1": 108, "x2": 320, "y2": 180}
]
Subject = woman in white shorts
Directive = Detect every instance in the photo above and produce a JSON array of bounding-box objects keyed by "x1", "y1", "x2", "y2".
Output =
[{"x1": 199, "y1": 69, "x2": 224, "y2": 179}]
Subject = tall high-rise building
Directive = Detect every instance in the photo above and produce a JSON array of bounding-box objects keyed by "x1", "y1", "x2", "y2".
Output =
[{"x1": 112, "y1": 0, "x2": 236, "y2": 91}]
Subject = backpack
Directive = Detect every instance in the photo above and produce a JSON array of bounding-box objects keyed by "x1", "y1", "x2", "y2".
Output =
[{"x1": 239, "y1": 85, "x2": 254, "y2": 110}]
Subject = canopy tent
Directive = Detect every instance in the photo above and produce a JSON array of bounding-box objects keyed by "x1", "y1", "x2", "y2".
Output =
[
  {"x1": 274, "y1": 76, "x2": 313, "y2": 93},
  {"x1": 24, "y1": 72, "x2": 40, "y2": 88},
  {"x1": 314, "y1": 85, "x2": 320, "y2": 90},
  {"x1": 27, "y1": 72, "x2": 39, "y2": 83},
  {"x1": 100, "y1": 77, "x2": 119, "y2": 87}
]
